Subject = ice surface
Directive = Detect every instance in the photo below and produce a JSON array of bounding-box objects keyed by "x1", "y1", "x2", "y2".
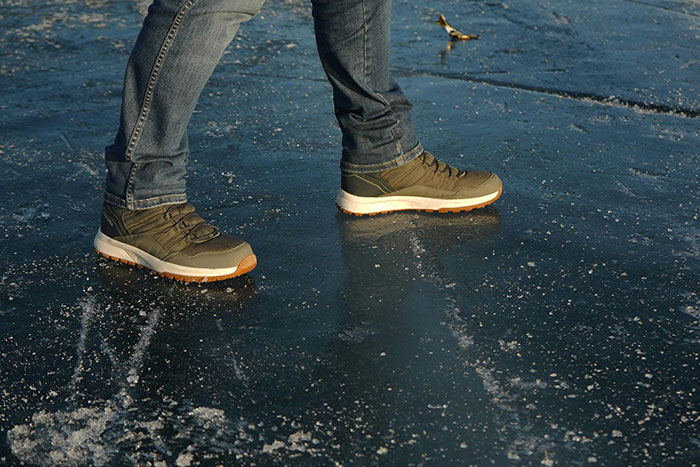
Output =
[{"x1": 1, "y1": 0, "x2": 699, "y2": 464}]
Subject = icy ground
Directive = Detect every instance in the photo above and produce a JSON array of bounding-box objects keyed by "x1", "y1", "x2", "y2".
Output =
[{"x1": 1, "y1": 0, "x2": 699, "y2": 465}]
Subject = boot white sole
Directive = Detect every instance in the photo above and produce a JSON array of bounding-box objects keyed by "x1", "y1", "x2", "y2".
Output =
[
  {"x1": 335, "y1": 184, "x2": 502, "y2": 216},
  {"x1": 93, "y1": 230, "x2": 256, "y2": 282}
]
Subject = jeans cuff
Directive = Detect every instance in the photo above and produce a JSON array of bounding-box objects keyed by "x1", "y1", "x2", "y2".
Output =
[
  {"x1": 104, "y1": 192, "x2": 188, "y2": 210},
  {"x1": 340, "y1": 143, "x2": 423, "y2": 174}
]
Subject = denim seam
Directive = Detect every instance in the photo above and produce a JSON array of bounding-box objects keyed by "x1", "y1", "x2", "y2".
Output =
[
  {"x1": 361, "y1": 0, "x2": 367, "y2": 92},
  {"x1": 340, "y1": 142, "x2": 423, "y2": 173},
  {"x1": 130, "y1": 192, "x2": 188, "y2": 210},
  {"x1": 360, "y1": 0, "x2": 403, "y2": 158},
  {"x1": 124, "y1": 0, "x2": 198, "y2": 164},
  {"x1": 106, "y1": 191, "x2": 188, "y2": 210},
  {"x1": 126, "y1": 162, "x2": 137, "y2": 205},
  {"x1": 122, "y1": 0, "x2": 198, "y2": 206},
  {"x1": 104, "y1": 192, "x2": 128, "y2": 208}
]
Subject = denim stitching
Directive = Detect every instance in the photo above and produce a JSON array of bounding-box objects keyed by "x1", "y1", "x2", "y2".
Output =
[
  {"x1": 124, "y1": 0, "x2": 197, "y2": 163},
  {"x1": 126, "y1": 162, "x2": 137, "y2": 205},
  {"x1": 132, "y1": 193, "x2": 188, "y2": 210},
  {"x1": 107, "y1": 191, "x2": 187, "y2": 210},
  {"x1": 122, "y1": 0, "x2": 198, "y2": 207},
  {"x1": 340, "y1": 142, "x2": 422, "y2": 173},
  {"x1": 360, "y1": 0, "x2": 403, "y2": 157},
  {"x1": 361, "y1": 0, "x2": 367, "y2": 89}
]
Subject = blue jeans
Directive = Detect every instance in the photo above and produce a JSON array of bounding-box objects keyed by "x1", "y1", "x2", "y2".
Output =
[{"x1": 105, "y1": 0, "x2": 421, "y2": 210}]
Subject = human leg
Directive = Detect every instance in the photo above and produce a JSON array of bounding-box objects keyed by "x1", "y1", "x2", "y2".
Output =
[
  {"x1": 105, "y1": 0, "x2": 265, "y2": 210},
  {"x1": 96, "y1": 0, "x2": 265, "y2": 281},
  {"x1": 311, "y1": 0, "x2": 421, "y2": 173},
  {"x1": 312, "y1": 0, "x2": 502, "y2": 215}
]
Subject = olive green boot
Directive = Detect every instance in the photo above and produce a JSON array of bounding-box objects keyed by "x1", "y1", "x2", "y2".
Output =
[
  {"x1": 337, "y1": 151, "x2": 502, "y2": 215},
  {"x1": 93, "y1": 202, "x2": 256, "y2": 282}
]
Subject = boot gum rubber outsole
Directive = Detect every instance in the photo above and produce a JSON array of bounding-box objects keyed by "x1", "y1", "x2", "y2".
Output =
[
  {"x1": 95, "y1": 249, "x2": 257, "y2": 283},
  {"x1": 337, "y1": 183, "x2": 503, "y2": 216}
]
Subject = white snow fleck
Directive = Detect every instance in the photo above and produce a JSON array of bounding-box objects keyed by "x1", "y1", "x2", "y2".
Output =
[
  {"x1": 262, "y1": 440, "x2": 285, "y2": 453},
  {"x1": 288, "y1": 430, "x2": 311, "y2": 444},
  {"x1": 175, "y1": 450, "x2": 193, "y2": 467}
]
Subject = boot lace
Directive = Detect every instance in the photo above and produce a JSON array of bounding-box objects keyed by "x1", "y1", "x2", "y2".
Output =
[
  {"x1": 421, "y1": 151, "x2": 466, "y2": 178},
  {"x1": 165, "y1": 203, "x2": 219, "y2": 242}
]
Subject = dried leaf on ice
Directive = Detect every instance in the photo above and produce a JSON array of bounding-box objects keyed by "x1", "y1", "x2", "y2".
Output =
[{"x1": 436, "y1": 14, "x2": 480, "y2": 41}]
